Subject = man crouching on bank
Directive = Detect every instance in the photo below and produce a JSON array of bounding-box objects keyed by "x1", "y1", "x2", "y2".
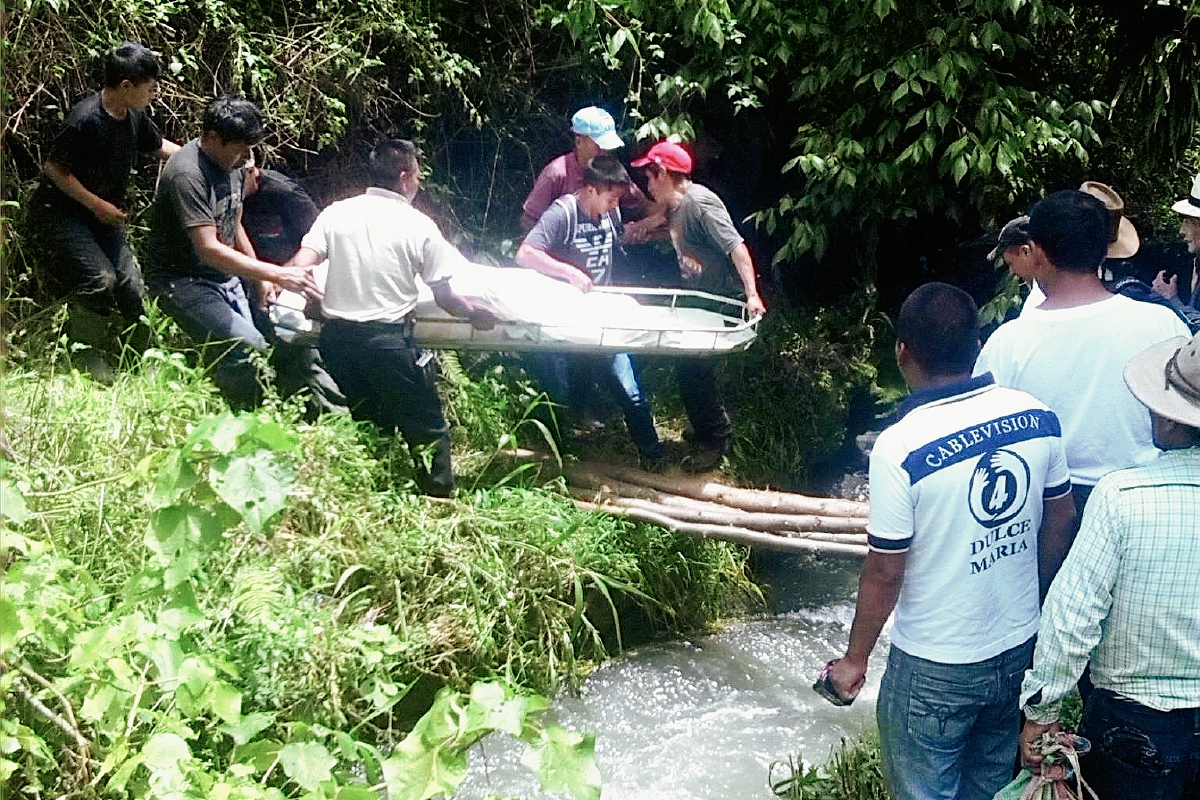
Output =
[{"x1": 820, "y1": 282, "x2": 1077, "y2": 800}]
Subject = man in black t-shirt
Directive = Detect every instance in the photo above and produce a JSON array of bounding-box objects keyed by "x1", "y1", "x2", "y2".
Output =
[
  {"x1": 240, "y1": 159, "x2": 347, "y2": 416},
  {"x1": 33, "y1": 41, "x2": 180, "y2": 380},
  {"x1": 516, "y1": 155, "x2": 665, "y2": 469}
]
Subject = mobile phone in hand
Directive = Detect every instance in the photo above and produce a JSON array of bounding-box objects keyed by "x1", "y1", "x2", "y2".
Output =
[{"x1": 813, "y1": 659, "x2": 855, "y2": 707}]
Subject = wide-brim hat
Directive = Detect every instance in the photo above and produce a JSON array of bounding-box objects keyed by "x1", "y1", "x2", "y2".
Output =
[
  {"x1": 1172, "y1": 172, "x2": 1200, "y2": 219},
  {"x1": 1079, "y1": 181, "x2": 1140, "y2": 259},
  {"x1": 1124, "y1": 335, "x2": 1200, "y2": 428}
]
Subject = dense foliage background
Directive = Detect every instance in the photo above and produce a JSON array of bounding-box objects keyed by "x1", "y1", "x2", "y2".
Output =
[{"x1": 3, "y1": 0, "x2": 1198, "y2": 307}]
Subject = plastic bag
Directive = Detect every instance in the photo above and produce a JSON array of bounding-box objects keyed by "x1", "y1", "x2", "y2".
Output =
[
  {"x1": 992, "y1": 732, "x2": 1098, "y2": 800},
  {"x1": 992, "y1": 768, "x2": 1033, "y2": 800}
]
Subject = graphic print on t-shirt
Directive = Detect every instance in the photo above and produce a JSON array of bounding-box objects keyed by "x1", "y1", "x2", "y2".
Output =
[
  {"x1": 968, "y1": 448, "x2": 1031, "y2": 528},
  {"x1": 570, "y1": 214, "x2": 614, "y2": 284}
]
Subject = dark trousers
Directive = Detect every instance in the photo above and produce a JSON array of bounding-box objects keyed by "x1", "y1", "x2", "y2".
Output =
[
  {"x1": 319, "y1": 319, "x2": 454, "y2": 497},
  {"x1": 677, "y1": 357, "x2": 732, "y2": 451},
  {"x1": 1080, "y1": 689, "x2": 1200, "y2": 800},
  {"x1": 149, "y1": 274, "x2": 267, "y2": 410},
  {"x1": 43, "y1": 214, "x2": 146, "y2": 322},
  {"x1": 246, "y1": 298, "x2": 348, "y2": 418},
  {"x1": 39, "y1": 213, "x2": 147, "y2": 352}
]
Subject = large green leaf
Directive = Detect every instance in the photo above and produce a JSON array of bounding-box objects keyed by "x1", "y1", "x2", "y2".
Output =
[
  {"x1": 145, "y1": 505, "x2": 224, "y2": 588},
  {"x1": 280, "y1": 741, "x2": 338, "y2": 791},
  {"x1": 188, "y1": 412, "x2": 254, "y2": 455},
  {"x1": 219, "y1": 712, "x2": 276, "y2": 746},
  {"x1": 210, "y1": 451, "x2": 294, "y2": 533},
  {"x1": 0, "y1": 479, "x2": 29, "y2": 525},
  {"x1": 380, "y1": 736, "x2": 469, "y2": 800},
  {"x1": 0, "y1": 597, "x2": 21, "y2": 654},
  {"x1": 521, "y1": 727, "x2": 602, "y2": 800}
]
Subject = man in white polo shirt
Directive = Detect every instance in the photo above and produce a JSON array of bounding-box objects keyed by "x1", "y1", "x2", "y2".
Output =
[
  {"x1": 823, "y1": 282, "x2": 1077, "y2": 800},
  {"x1": 289, "y1": 138, "x2": 490, "y2": 497}
]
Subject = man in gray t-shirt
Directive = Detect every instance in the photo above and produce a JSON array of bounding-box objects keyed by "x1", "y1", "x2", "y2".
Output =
[
  {"x1": 516, "y1": 155, "x2": 665, "y2": 468},
  {"x1": 146, "y1": 95, "x2": 319, "y2": 409},
  {"x1": 633, "y1": 141, "x2": 766, "y2": 472}
]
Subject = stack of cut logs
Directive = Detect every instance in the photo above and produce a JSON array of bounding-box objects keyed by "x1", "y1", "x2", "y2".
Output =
[{"x1": 567, "y1": 462, "x2": 869, "y2": 557}]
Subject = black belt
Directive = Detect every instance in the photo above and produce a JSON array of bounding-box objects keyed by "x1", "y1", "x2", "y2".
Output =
[{"x1": 323, "y1": 315, "x2": 416, "y2": 342}]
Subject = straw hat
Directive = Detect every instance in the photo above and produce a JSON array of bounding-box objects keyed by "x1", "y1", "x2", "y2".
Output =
[
  {"x1": 1172, "y1": 172, "x2": 1200, "y2": 219},
  {"x1": 1124, "y1": 334, "x2": 1200, "y2": 428},
  {"x1": 1079, "y1": 181, "x2": 1140, "y2": 259}
]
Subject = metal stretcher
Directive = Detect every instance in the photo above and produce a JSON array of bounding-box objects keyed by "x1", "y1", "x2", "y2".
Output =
[{"x1": 411, "y1": 287, "x2": 761, "y2": 355}]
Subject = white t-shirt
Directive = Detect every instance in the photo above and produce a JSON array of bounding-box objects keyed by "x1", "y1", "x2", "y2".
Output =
[
  {"x1": 869, "y1": 376, "x2": 1071, "y2": 664},
  {"x1": 1019, "y1": 281, "x2": 1045, "y2": 315},
  {"x1": 304, "y1": 187, "x2": 466, "y2": 323},
  {"x1": 975, "y1": 293, "x2": 1190, "y2": 485}
]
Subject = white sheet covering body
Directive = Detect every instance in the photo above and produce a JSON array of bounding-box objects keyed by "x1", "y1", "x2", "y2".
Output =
[{"x1": 270, "y1": 262, "x2": 758, "y2": 354}]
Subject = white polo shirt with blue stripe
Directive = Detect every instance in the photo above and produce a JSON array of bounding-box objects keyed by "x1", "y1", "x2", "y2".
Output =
[{"x1": 869, "y1": 374, "x2": 1072, "y2": 664}]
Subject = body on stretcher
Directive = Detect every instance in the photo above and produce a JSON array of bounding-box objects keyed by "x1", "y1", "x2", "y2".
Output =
[{"x1": 269, "y1": 262, "x2": 760, "y2": 356}]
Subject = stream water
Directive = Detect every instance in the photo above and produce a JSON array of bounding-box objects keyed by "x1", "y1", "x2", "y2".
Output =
[{"x1": 457, "y1": 550, "x2": 890, "y2": 799}]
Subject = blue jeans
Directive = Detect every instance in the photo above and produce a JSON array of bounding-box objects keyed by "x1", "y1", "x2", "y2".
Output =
[
  {"x1": 530, "y1": 352, "x2": 663, "y2": 461},
  {"x1": 1080, "y1": 689, "x2": 1200, "y2": 800},
  {"x1": 149, "y1": 274, "x2": 267, "y2": 410},
  {"x1": 877, "y1": 638, "x2": 1034, "y2": 800}
]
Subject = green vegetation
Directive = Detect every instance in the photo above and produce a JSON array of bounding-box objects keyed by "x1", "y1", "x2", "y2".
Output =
[
  {"x1": 770, "y1": 733, "x2": 889, "y2": 800},
  {"x1": 4, "y1": 0, "x2": 1197, "y2": 302},
  {"x1": 0, "y1": 310, "x2": 757, "y2": 796}
]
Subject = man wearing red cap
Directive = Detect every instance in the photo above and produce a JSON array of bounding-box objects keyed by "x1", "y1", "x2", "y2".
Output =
[{"x1": 633, "y1": 140, "x2": 767, "y2": 472}]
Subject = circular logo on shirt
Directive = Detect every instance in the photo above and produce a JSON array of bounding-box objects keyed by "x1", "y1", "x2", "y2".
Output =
[{"x1": 968, "y1": 448, "x2": 1031, "y2": 528}]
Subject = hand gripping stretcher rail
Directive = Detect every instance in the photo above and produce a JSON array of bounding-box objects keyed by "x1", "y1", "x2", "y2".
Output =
[{"x1": 270, "y1": 263, "x2": 761, "y2": 356}]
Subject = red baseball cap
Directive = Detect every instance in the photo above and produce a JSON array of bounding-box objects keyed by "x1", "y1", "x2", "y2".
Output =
[{"x1": 631, "y1": 141, "x2": 693, "y2": 174}]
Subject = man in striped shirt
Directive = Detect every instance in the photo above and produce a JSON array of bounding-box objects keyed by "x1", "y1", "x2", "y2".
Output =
[{"x1": 1020, "y1": 331, "x2": 1200, "y2": 798}]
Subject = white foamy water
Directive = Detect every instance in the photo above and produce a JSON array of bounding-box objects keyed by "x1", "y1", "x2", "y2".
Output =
[{"x1": 456, "y1": 553, "x2": 889, "y2": 799}]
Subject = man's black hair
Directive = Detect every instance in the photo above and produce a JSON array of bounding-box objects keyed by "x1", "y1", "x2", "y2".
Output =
[
  {"x1": 897, "y1": 282, "x2": 980, "y2": 377},
  {"x1": 583, "y1": 154, "x2": 631, "y2": 190},
  {"x1": 1028, "y1": 190, "x2": 1109, "y2": 273},
  {"x1": 201, "y1": 95, "x2": 265, "y2": 145},
  {"x1": 368, "y1": 138, "x2": 419, "y2": 189},
  {"x1": 104, "y1": 41, "x2": 162, "y2": 88}
]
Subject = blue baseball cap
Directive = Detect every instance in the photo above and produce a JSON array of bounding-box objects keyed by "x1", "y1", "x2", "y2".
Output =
[{"x1": 571, "y1": 106, "x2": 624, "y2": 150}]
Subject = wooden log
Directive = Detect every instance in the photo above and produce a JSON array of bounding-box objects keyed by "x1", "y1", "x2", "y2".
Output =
[
  {"x1": 567, "y1": 489, "x2": 868, "y2": 536},
  {"x1": 569, "y1": 462, "x2": 871, "y2": 519},
  {"x1": 574, "y1": 500, "x2": 868, "y2": 556}
]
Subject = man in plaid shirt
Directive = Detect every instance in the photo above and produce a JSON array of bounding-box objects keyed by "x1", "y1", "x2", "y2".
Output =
[{"x1": 1019, "y1": 330, "x2": 1200, "y2": 798}]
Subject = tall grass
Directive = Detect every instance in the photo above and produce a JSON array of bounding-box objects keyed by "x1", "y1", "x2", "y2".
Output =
[
  {"x1": 770, "y1": 733, "x2": 890, "y2": 800},
  {"x1": 2, "y1": 302, "x2": 757, "y2": 736}
]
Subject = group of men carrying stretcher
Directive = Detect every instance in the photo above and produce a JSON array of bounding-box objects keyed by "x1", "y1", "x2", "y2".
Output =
[{"x1": 33, "y1": 40, "x2": 767, "y2": 497}]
